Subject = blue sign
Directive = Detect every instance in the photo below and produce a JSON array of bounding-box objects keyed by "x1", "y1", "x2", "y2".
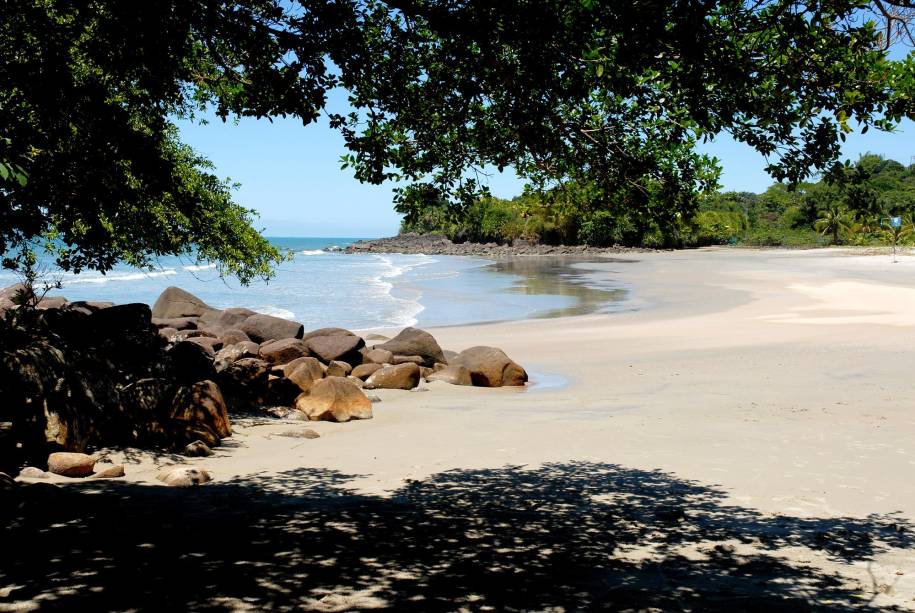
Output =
[{"x1": 891, "y1": 216, "x2": 902, "y2": 228}]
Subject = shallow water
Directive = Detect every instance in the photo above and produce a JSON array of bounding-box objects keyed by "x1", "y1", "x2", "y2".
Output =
[{"x1": 2, "y1": 239, "x2": 633, "y2": 329}]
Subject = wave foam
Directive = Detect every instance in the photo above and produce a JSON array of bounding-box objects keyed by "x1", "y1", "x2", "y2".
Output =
[
  {"x1": 253, "y1": 305, "x2": 296, "y2": 320},
  {"x1": 299, "y1": 249, "x2": 325, "y2": 256},
  {"x1": 183, "y1": 263, "x2": 217, "y2": 272},
  {"x1": 61, "y1": 269, "x2": 178, "y2": 285}
]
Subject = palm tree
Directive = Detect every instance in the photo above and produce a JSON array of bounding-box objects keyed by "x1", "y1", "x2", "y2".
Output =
[
  {"x1": 814, "y1": 204, "x2": 855, "y2": 245},
  {"x1": 880, "y1": 216, "x2": 914, "y2": 263}
]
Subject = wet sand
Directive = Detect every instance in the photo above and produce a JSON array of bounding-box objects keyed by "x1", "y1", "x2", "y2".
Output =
[{"x1": 5, "y1": 247, "x2": 915, "y2": 611}]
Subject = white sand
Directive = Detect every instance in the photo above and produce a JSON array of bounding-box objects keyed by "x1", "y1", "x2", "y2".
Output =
[{"x1": 19, "y1": 248, "x2": 915, "y2": 609}]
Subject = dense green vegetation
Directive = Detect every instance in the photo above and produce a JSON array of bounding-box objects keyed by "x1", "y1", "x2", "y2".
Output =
[
  {"x1": 2, "y1": 2, "x2": 915, "y2": 279},
  {"x1": 400, "y1": 154, "x2": 915, "y2": 248}
]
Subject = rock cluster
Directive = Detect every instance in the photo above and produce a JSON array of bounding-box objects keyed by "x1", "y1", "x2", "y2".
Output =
[
  {"x1": 345, "y1": 233, "x2": 656, "y2": 256},
  {"x1": 0, "y1": 284, "x2": 528, "y2": 470}
]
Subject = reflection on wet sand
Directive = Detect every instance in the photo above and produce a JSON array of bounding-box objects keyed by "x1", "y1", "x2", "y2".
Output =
[{"x1": 485, "y1": 256, "x2": 632, "y2": 319}]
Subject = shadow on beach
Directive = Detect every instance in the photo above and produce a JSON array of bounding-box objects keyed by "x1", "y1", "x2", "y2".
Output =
[{"x1": 2, "y1": 461, "x2": 911, "y2": 611}]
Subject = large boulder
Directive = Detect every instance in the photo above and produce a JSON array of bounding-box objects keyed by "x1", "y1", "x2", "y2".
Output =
[
  {"x1": 151, "y1": 287, "x2": 215, "y2": 319},
  {"x1": 220, "y1": 329, "x2": 251, "y2": 346},
  {"x1": 286, "y1": 358, "x2": 325, "y2": 392},
  {"x1": 258, "y1": 338, "x2": 310, "y2": 364},
  {"x1": 362, "y1": 348, "x2": 394, "y2": 365},
  {"x1": 197, "y1": 307, "x2": 258, "y2": 337},
  {"x1": 0, "y1": 282, "x2": 30, "y2": 312},
  {"x1": 47, "y1": 452, "x2": 96, "y2": 477},
  {"x1": 217, "y1": 357, "x2": 272, "y2": 411},
  {"x1": 449, "y1": 346, "x2": 528, "y2": 387},
  {"x1": 302, "y1": 327, "x2": 357, "y2": 341},
  {"x1": 293, "y1": 377, "x2": 372, "y2": 422},
  {"x1": 167, "y1": 341, "x2": 217, "y2": 384},
  {"x1": 351, "y1": 363, "x2": 383, "y2": 380},
  {"x1": 325, "y1": 360, "x2": 352, "y2": 377},
  {"x1": 426, "y1": 364, "x2": 473, "y2": 386},
  {"x1": 375, "y1": 327, "x2": 445, "y2": 367},
  {"x1": 306, "y1": 334, "x2": 365, "y2": 366},
  {"x1": 363, "y1": 362, "x2": 421, "y2": 390},
  {"x1": 240, "y1": 314, "x2": 304, "y2": 343},
  {"x1": 170, "y1": 380, "x2": 232, "y2": 440},
  {"x1": 152, "y1": 317, "x2": 198, "y2": 331}
]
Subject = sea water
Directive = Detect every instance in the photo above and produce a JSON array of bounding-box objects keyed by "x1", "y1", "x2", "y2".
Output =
[{"x1": 0, "y1": 237, "x2": 630, "y2": 329}]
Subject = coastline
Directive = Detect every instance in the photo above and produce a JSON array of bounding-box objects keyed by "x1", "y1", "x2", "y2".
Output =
[{"x1": 7, "y1": 247, "x2": 915, "y2": 609}]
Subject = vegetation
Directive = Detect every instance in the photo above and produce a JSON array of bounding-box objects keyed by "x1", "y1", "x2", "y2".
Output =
[
  {"x1": 2, "y1": 2, "x2": 915, "y2": 279},
  {"x1": 400, "y1": 154, "x2": 915, "y2": 249}
]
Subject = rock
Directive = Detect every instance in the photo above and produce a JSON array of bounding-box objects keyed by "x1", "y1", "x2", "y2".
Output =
[
  {"x1": 391, "y1": 354, "x2": 424, "y2": 365},
  {"x1": 450, "y1": 346, "x2": 528, "y2": 387},
  {"x1": 220, "y1": 329, "x2": 251, "y2": 346},
  {"x1": 217, "y1": 357, "x2": 271, "y2": 411},
  {"x1": 67, "y1": 300, "x2": 113, "y2": 313},
  {"x1": 91, "y1": 464, "x2": 125, "y2": 479},
  {"x1": 36, "y1": 296, "x2": 69, "y2": 310},
  {"x1": 240, "y1": 314, "x2": 304, "y2": 343},
  {"x1": 420, "y1": 366, "x2": 434, "y2": 379},
  {"x1": 306, "y1": 334, "x2": 365, "y2": 365},
  {"x1": 364, "y1": 362, "x2": 421, "y2": 390},
  {"x1": 0, "y1": 472, "x2": 15, "y2": 489},
  {"x1": 158, "y1": 327, "x2": 179, "y2": 341},
  {"x1": 325, "y1": 360, "x2": 353, "y2": 377},
  {"x1": 47, "y1": 452, "x2": 96, "y2": 477},
  {"x1": 201, "y1": 307, "x2": 257, "y2": 329},
  {"x1": 362, "y1": 348, "x2": 394, "y2": 365},
  {"x1": 157, "y1": 466, "x2": 212, "y2": 487},
  {"x1": 213, "y1": 341, "x2": 259, "y2": 372},
  {"x1": 351, "y1": 363, "x2": 383, "y2": 380},
  {"x1": 183, "y1": 440, "x2": 214, "y2": 457},
  {"x1": 433, "y1": 362, "x2": 448, "y2": 372},
  {"x1": 346, "y1": 375, "x2": 364, "y2": 389},
  {"x1": 168, "y1": 341, "x2": 217, "y2": 384},
  {"x1": 302, "y1": 327, "x2": 357, "y2": 341},
  {"x1": 426, "y1": 364, "x2": 473, "y2": 386},
  {"x1": 152, "y1": 317, "x2": 198, "y2": 331},
  {"x1": 266, "y1": 376, "x2": 304, "y2": 406},
  {"x1": 443, "y1": 349, "x2": 459, "y2": 362},
  {"x1": 0, "y1": 282, "x2": 32, "y2": 311},
  {"x1": 259, "y1": 338, "x2": 310, "y2": 364},
  {"x1": 152, "y1": 287, "x2": 216, "y2": 319},
  {"x1": 375, "y1": 327, "x2": 445, "y2": 366},
  {"x1": 185, "y1": 336, "x2": 222, "y2": 355},
  {"x1": 170, "y1": 380, "x2": 232, "y2": 440},
  {"x1": 286, "y1": 357, "x2": 326, "y2": 392},
  {"x1": 19, "y1": 466, "x2": 49, "y2": 479},
  {"x1": 293, "y1": 377, "x2": 372, "y2": 422},
  {"x1": 283, "y1": 356, "x2": 325, "y2": 379}
]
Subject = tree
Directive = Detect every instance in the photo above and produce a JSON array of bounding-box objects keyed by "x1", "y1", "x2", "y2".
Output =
[
  {"x1": 815, "y1": 204, "x2": 857, "y2": 244},
  {"x1": 2, "y1": 1, "x2": 914, "y2": 280}
]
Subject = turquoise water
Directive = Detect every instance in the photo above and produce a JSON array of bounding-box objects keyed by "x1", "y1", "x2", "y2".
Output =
[{"x1": 0, "y1": 238, "x2": 630, "y2": 330}]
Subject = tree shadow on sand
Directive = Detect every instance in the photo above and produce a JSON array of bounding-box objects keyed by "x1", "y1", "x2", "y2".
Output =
[{"x1": 2, "y1": 461, "x2": 912, "y2": 611}]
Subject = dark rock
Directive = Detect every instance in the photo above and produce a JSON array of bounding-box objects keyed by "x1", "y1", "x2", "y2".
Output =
[
  {"x1": 151, "y1": 287, "x2": 216, "y2": 319},
  {"x1": 217, "y1": 357, "x2": 271, "y2": 411},
  {"x1": 183, "y1": 440, "x2": 214, "y2": 457},
  {"x1": 184, "y1": 336, "x2": 221, "y2": 355},
  {"x1": 258, "y1": 338, "x2": 310, "y2": 364},
  {"x1": 152, "y1": 317, "x2": 198, "y2": 331},
  {"x1": 170, "y1": 380, "x2": 232, "y2": 441},
  {"x1": 375, "y1": 327, "x2": 445, "y2": 367},
  {"x1": 302, "y1": 327, "x2": 356, "y2": 341},
  {"x1": 167, "y1": 341, "x2": 217, "y2": 384},
  {"x1": 220, "y1": 329, "x2": 251, "y2": 346},
  {"x1": 306, "y1": 334, "x2": 365, "y2": 365},
  {"x1": 240, "y1": 314, "x2": 304, "y2": 343}
]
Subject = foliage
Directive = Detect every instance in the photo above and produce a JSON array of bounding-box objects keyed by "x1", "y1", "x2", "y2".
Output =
[{"x1": 3, "y1": 1, "x2": 915, "y2": 278}]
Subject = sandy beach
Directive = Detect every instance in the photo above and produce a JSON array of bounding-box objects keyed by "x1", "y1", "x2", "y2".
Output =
[{"x1": 5, "y1": 248, "x2": 915, "y2": 611}]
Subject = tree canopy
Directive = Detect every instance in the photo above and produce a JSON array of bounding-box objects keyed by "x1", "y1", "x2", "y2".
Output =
[{"x1": 2, "y1": 1, "x2": 914, "y2": 279}]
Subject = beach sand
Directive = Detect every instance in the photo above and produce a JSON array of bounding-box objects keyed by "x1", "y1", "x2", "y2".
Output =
[{"x1": 6, "y1": 248, "x2": 915, "y2": 611}]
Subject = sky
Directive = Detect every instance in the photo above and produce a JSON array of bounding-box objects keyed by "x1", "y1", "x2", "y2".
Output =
[{"x1": 178, "y1": 110, "x2": 915, "y2": 239}]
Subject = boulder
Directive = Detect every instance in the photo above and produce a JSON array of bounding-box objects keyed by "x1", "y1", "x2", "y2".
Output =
[
  {"x1": 346, "y1": 376, "x2": 365, "y2": 389},
  {"x1": 152, "y1": 287, "x2": 215, "y2": 319},
  {"x1": 325, "y1": 360, "x2": 353, "y2": 377},
  {"x1": 201, "y1": 307, "x2": 257, "y2": 329},
  {"x1": 66, "y1": 300, "x2": 113, "y2": 314},
  {"x1": 157, "y1": 466, "x2": 212, "y2": 487},
  {"x1": 217, "y1": 357, "x2": 272, "y2": 411},
  {"x1": 152, "y1": 317, "x2": 198, "y2": 331},
  {"x1": 47, "y1": 452, "x2": 96, "y2": 477},
  {"x1": 364, "y1": 362, "x2": 421, "y2": 390},
  {"x1": 167, "y1": 341, "x2": 217, "y2": 384},
  {"x1": 266, "y1": 376, "x2": 304, "y2": 406},
  {"x1": 351, "y1": 363, "x2": 383, "y2": 380},
  {"x1": 185, "y1": 336, "x2": 221, "y2": 355},
  {"x1": 183, "y1": 440, "x2": 214, "y2": 457},
  {"x1": 426, "y1": 364, "x2": 473, "y2": 386},
  {"x1": 362, "y1": 348, "x2": 394, "y2": 365},
  {"x1": 91, "y1": 464, "x2": 125, "y2": 479},
  {"x1": 158, "y1": 327, "x2": 179, "y2": 341},
  {"x1": 259, "y1": 338, "x2": 310, "y2": 364},
  {"x1": 449, "y1": 346, "x2": 528, "y2": 387},
  {"x1": 443, "y1": 349, "x2": 459, "y2": 362},
  {"x1": 302, "y1": 327, "x2": 357, "y2": 341},
  {"x1": 391, "y1": 354, "x2": 424, "y2": 365},
  {"x1": 282, "y1": 356, "x2": 325, "y2": 379},
  {"x1": 213, "y1": 341, "x2": 259, "y2": 372},
  {"x1": 306, "y1": 334, "x2": 365, "y2": 365},
  {"x1": 286, "y1": 358, "x2": 325, "y2": 392},
  {"x1": 36, "y1": 296, "x2": 69, "y2": 310},
  {"x1": 0, "y1": 282, "x2": 31, "y2": 311},
  {"x1": 170, "y1": 380, "x2": 232, "y2": 440},
  {"x1": 220, "y1": 329, "x2": 251, "y2": 346},
  {"x1": 240, "y1": 314, "x2": 304, "y2": 343},
  {"x1": 375, "y1": 327, "x2": 445, "y2": 366},
  {"x1": 293, "y1": 377, "x2": 372, "y2": 422}
]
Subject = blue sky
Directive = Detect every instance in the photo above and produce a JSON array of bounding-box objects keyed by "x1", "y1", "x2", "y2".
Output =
[{"x1": 178, "y1": 113, "x2": 915, "y2": 239}]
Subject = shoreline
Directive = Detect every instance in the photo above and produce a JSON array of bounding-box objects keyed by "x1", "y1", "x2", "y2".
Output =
[{"x1": 6, "y1": 247, "x2": 915, "y2": 609}]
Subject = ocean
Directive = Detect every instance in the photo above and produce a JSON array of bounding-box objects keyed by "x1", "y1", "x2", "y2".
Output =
[{"x1": 0, "y1": 237, "x2": 630, "y2": 330}]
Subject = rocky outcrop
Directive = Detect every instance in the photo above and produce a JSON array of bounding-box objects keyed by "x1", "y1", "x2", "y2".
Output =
[
  {"x1": 375, "y1": 327, "x2": 446, "y2": 367},
  {"x1": 345, "y1": 233, "x2": 654, "y2": 256},
  {"x1": 151, "y1": 286, "x2": 216, "y2": 319},
  {"x1": 450, "y1": 346, "x2": 528, "y2": 387},
  {"x1": 364, "y1": 363, "x2": 421, "y2": 390},
  {"x1": 293, "y1": 377, "x2": 372, "y2": 422},
  {"x1": 240, "y1": 314, "x2": 304, "y2": 343}
]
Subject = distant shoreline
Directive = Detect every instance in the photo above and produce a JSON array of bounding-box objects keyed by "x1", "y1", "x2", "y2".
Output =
[{"x1": 344, "y1": 233, "x2": 658, "y2": 257}]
